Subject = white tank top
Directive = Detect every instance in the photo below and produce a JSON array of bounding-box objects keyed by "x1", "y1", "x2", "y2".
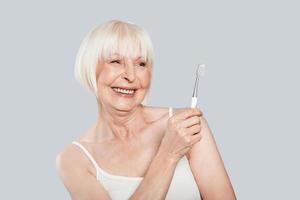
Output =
[{"x1": 72, "y1": 107, "x2": 201, "y2": 200}]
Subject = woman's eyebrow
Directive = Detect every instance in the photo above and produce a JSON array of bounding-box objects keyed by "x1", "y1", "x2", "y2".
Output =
[
  {"x1": 109, "y1": 54, "x2": 144, "y2": 61},
  {"x1": 109, "y1": 54, "x2": 122, "y2": 59},
  {"x1": 135, "y1": 56, "x2": 145, "y2": 61}
]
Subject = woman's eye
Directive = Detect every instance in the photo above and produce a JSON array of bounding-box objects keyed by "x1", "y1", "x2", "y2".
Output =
[
  {"x1": 110, "y1": 60, "x2": 121, "y2": 64},
  {"x1": 139, "y1": 62, "x2": 146, "y2": 67}
]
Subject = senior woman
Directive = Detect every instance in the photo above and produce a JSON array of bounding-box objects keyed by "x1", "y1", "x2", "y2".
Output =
[{"x1": 56, "y1": 20, "x2": 236, "y2": 200}]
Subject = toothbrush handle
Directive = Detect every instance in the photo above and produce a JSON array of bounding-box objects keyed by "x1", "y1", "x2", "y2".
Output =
[{"x1": 190, "y1": 97, "x2": 197, "y2": 108}]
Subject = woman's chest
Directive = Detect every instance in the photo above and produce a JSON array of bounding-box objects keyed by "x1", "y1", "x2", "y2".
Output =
[{"x1": 91, "y1": 139, "x2": 161, "y2": 177}]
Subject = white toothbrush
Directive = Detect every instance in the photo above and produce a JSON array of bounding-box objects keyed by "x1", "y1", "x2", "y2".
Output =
[{"x1": 190, "y1": 64, "x2": 206, "y2": 108}]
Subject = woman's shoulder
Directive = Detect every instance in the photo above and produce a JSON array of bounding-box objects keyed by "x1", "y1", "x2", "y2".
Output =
[
  {"x1": 56, "y1": 142, "x2": 96, "y2": 177},
  {"x1": 56, "y1": 141, "x2": 93, "y2": 167},
  {"x1": 143, "y1": 105, "x2": 172, "y2": 122}
]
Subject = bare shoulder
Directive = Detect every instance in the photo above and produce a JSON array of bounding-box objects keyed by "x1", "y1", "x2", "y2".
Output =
[
  {"x1": 56, "y1": 143, "x2": 94, "y2": 178},
  {"x1": 55, "y1": 144, "x2": 87, "y2": 195},
  {"x1": 55, "y1": 141, "x2": 100, "y2": 186},
  {"x1": 143, "y1": 105, "x2": 170, "y2": 122},
  {"x1": 56, "y1": 143, "x2": 112, "y2": 199}
]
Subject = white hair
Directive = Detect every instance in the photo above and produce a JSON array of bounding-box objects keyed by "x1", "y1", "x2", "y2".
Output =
[{"x1": 74, "y1": 20, "x2": 154, "y2": 104}]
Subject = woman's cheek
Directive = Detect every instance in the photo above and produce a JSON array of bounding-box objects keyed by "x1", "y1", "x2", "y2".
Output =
[
  {"x1": 142, "y1": 71, "x2": 152, "y2": 87},
  {"x1": 99, "y1": 68, "x2": 120, "y2": 84}
]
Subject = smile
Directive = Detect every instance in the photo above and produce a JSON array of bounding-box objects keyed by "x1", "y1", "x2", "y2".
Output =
[{"x1": 111, "y1": 87, "x2": 137, "y2": 96}]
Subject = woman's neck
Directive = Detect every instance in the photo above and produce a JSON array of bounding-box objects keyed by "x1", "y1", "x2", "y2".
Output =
[{"x1": 94, "y1": 104, "x2": 148, "y2": 142}]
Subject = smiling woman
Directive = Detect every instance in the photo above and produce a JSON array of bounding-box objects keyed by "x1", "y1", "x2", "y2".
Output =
[
  {"x1": 74, "y1": 20, "x2": 154, "y2": 106},
  {"x1": 56, "y1": 19, "x2": 236, "y2": 200},
  {"x1": 95, "y1": 50, "x2": 152, "y2": 112}
]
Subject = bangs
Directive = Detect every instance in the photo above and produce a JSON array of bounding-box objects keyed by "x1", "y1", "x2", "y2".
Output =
[{"x1": 99, "y1": 24, "x2": 151, "y2": 64}]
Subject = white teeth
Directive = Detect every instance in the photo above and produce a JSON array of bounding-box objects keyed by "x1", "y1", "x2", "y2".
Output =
[{"x1": 113, "y1": 87, "x2": 135, "y2": 94}]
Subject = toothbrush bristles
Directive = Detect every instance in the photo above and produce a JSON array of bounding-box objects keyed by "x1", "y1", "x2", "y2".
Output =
[{"x1": 197, "y1": 64, "x2": 206, "y2": 77}]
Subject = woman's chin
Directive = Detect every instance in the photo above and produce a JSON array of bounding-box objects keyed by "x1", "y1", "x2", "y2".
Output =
[
  {"x1": 111, "y1": 102, "x2": 137, "y2": 112},
  {"x1": 110, "y1": 97, "x2": 139, "y2": 110}
]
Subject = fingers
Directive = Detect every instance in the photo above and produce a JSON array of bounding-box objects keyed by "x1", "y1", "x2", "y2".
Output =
[
  {"x1": 173, "y1": 108, "x2": 202, "y2": 121},
  {"x1": 190, "y1": 132, "x2": 202, "y2": 145},
  {"x1": 186, "y1": 123, "x2": 201, "y2": 136},
  {"x1": 178, "y1": 115, "x2": 201, "y2": 129}
]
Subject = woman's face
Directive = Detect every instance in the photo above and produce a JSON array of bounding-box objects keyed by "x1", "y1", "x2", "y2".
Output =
[{"x1": 96, "y1": 53, "x2": 152, "y2": 111}]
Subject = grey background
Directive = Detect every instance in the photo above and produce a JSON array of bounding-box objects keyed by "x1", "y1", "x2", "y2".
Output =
[{"x1": 0, "y1": 0, "x2": 299, "y2": 199}]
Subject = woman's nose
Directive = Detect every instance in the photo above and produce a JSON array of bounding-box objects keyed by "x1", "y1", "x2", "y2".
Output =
[{"x1": 122, "y1": 63, "x2": 136, "y2": 82}]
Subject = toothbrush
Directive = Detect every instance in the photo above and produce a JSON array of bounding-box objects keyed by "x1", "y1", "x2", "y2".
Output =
[{"x1": 190, "y1": 64, "x2": 206, "y2": 108}]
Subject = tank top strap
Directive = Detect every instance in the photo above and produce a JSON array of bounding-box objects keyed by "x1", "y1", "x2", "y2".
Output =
[
  {"x1": 169, "y1": 107, "x2": 173, "y2": 117},
  {"x1": 72, "y1": 141, "x2": 99, "y2": 178}
]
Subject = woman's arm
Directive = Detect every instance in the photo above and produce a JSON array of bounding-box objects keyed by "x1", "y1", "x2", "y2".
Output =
[
  {"x1": 188, "y1": 115, "x2": 237, "y2": 200},
  {"x1": 130, "y1": 107, "x2": 204, "y2": 200},
  {"x1": 56, "y1": 143, "x2": 178, "y2": 200},
  {"x1": 128, "y1": 148, "x2": 179, "y2": 200},
  {"x1": 56, "y1": 145, "x2": 112, "y2": 200}
]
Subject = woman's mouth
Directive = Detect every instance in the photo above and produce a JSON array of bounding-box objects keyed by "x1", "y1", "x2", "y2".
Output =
[{"x1": 111, "y1": 87, "x2": 137, "y2": 97}]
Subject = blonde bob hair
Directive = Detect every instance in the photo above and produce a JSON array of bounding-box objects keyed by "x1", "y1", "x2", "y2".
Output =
[{"x1": 74, "y1": 20, "x2": 155, "y2": 101}]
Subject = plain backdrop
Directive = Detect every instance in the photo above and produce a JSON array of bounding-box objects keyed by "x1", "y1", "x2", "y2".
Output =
[{"x1": 0, "y1": 0, "x2": 299, "y2": 199}]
